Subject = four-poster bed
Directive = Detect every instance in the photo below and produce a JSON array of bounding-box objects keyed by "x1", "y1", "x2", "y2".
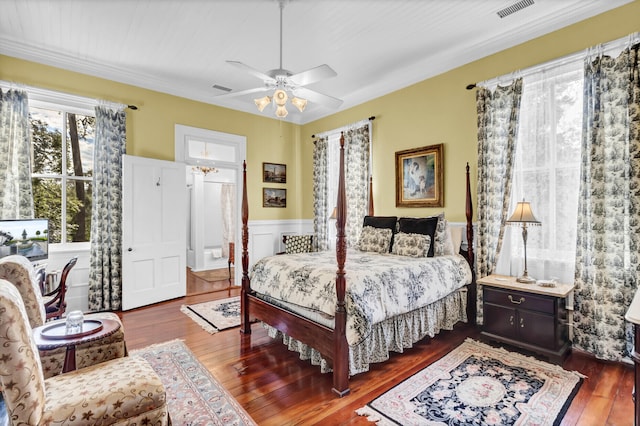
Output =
[{"x1": 240, "y1": 134, "x2": 476, "y2": 397}]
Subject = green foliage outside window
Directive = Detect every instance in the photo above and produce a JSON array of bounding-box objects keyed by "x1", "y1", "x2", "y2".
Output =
[{"x1": 30, "y1": 108, "x2": 95, "y2": 243}]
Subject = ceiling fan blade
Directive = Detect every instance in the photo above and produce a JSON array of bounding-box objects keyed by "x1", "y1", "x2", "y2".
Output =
[
  {"x1": 288, "y1": 64, "x2": 337, "y2": 86},
  {"x1": 294, "y1": 87, "x2": 343, "y2": 109},
  {"x1": 214, "y1": 87, "x2": 270, "y2": 99},
  {"x1": 226, "y1": 61, "x2": 275, "y2": 82}
]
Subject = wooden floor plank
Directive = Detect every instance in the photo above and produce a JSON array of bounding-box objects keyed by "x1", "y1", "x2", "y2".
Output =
[{"x1": 117, "y1": 271, "x2": 634, "y2": 425}]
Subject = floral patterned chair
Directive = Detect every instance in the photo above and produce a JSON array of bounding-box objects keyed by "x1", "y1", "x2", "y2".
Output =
[
  {"x1": 0, "y1": 255, "x2": 127, "y2": 379},
  {"x1": 0, "y1": 279, "x2": 170, "y2": 425}
]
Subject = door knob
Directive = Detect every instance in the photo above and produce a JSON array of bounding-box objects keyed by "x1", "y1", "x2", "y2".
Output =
[{"x1": 127, "y1": 247, "x2": 133, "y2": 252}]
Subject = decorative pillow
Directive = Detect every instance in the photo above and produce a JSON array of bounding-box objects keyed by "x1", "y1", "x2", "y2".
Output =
[
  {"x1": 358, "y1": 226, "x2": 393, "y2": 254},
  {"x1": 363, "y1": 216, "x2": 397, "y2": 230},
  {"x1": 392, "y1": 232, "x2": 431, "y2": 257},
  {"x1": 441, "y1": 220, "x2": 456, "y2": 256},
  {"x1": 449, "y1": 225, "x2": 464, "y2": 255},
  {"x1": 433, "y1": 213, "x2": 448, "y2": 256},
  {"x1": 397, "y1": 216, "x2": 439, "y2": 257},
  {"x1": 285, "y1": 235, "x2": 313, "y2": 254},
  {"x1": 363, "y1": 216, "x2": 398, "y2": 252}
]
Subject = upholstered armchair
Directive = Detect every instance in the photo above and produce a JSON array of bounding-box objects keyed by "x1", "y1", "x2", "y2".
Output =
[
  {"x1": 0, "y1": 279, "x2": 170, "y2": 425},
  {"x1": 0, "y1": 255, "x2": 127, "y2": 379}
]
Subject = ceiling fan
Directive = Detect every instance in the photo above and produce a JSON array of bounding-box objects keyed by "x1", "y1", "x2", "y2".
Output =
[{"x1": 216, "y1": 0, "x2": 342, "y2": 118}]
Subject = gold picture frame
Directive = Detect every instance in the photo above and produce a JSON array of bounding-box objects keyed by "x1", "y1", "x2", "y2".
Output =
[
  {"x1": 395, "y1": 144, "x2": 444, "y2": 207},
  {"x1": 263, "y1": 162, "x2": 286, "y2": 183},
  {"x1": 263, "y1": 187, "x2": 287, "y2": 208}
]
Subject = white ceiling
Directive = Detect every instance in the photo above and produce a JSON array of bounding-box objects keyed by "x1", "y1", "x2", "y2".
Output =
[{"x1": 0, "y1": 0, "x2": 633, "y2": 124}]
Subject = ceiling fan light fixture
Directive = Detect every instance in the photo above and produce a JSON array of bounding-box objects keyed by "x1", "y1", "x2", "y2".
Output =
[
  {"x1": 274, "y1": 89, "x2": 288, "y2": 106},
  {"x1": 224, "y1": 0, "x2": 341, "y2": 119},
  {"x1": 291, "y1": 97, "x2": 307, "y2": 112},
  {"x1": 275, "y1": 105, "x2": 288, "y2": 118},
  {"x1": 254, "y1": 96, "x2": 272, "y2": 111}
]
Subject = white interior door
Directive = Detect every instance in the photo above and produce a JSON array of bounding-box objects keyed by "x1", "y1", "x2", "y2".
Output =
[{"x1": 122, "y1": 154, "x2": 186, "y2": 310}]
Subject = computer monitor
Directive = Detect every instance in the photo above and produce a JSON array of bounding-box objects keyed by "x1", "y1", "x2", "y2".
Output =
[{"x1": 0, "y1": 218, "x2": 49, "y2": 262}]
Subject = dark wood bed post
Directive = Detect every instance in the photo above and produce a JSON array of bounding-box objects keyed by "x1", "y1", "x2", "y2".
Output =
[
  {"x1": 332, "y1": 132, "x2": 350, "y2": 397},
  {"x1": 368, "y1": 176, "x2": 374, "y2": 216},
  {"x1": 465, "y1": 162, "x2": 477, "y2": 326},
  {"x1": 240, "y1": 160, "x2": 251, "y2": 334}
]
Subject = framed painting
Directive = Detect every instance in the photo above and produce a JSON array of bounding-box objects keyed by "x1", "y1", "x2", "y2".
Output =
[
  {"x1": 263, "y1": 188, "x2": 287, "y2": 208},
  {"x1": 395, "y1": 144, "x2": 444, "y2": 207},
  {"x1": 263, "y1": 162, "x2": 286, "y2": 183}
]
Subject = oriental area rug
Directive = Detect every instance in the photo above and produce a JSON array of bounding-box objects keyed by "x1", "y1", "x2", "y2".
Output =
[
  {"x1": 131, "y1": 339, "x2": 256, "y2": 426},
  {"x1": 357, "y1": 339, "x2": 584, "y2": 426},
  {"x1": 181, "y1": 296, "x2": 241, "y2": 333}
]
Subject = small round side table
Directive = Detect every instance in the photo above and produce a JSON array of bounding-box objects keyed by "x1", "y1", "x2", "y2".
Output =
[{"x1": 33, "y1": 318, "x2": 121, "y2": 373}]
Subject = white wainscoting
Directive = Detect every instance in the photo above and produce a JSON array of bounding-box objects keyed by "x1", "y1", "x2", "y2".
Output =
[
  {"x1": 49, "y1": 219, "x2": 314, "y2": 313},
  {"x1": 245, "y1": 219, "x2": 314, "y2": 263}
]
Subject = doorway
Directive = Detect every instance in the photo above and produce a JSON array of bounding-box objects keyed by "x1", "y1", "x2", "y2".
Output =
[
  {"x1": 186, "y1": 166, "x2": 236, "y2": 272},
  {"x1": 175, "y1": 125, "x2": 246, "y2": 296}
]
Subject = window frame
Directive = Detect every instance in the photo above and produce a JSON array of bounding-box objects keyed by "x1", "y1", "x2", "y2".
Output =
[
  {"x1": 496, "y1": 62, "x2": 583, "y2": 283},
  {"x1": 28, "y1": 90, "x2": 97, "y2": 250}
]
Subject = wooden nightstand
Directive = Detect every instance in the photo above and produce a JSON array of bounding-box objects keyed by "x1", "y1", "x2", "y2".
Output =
[{"x1": 478, "y1": 274, "x2": 574, "y2": 364}]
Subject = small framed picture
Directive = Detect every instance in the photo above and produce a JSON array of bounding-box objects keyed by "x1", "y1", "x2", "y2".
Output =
[
  {"x1": 263, "y1": 162, "x2": 286, "y2": 183},
  {"x1": 395, "y1": 144, "x2": 444, "y2": 207},
  {"x1": 263, "y1": 188, "x2": 287, "y2": 208}
]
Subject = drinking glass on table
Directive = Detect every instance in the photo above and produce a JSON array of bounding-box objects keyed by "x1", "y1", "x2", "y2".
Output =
[{"x1": 65, "y1": 310, "x2": 84, "y2": 335}]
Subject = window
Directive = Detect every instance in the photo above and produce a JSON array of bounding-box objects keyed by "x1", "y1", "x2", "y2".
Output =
[
  {"x1": 497, "y1": 62, "x2": 583, "y2": 283},
  {"x1": 29, "y1": 101, "x2": 95, "y2": 244}
]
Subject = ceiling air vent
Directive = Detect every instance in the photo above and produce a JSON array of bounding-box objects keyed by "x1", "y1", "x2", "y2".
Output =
[
  {"x1": 497, "y1": 0, "x2": 535, "y2": 18},
  {"x1": 212, "y1": 84, "x2": 232, "y2": 92}
]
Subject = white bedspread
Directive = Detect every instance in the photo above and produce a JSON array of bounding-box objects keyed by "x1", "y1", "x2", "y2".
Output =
[{"x1": 249, "y1": 249, "x2": 472, "y2": 346}]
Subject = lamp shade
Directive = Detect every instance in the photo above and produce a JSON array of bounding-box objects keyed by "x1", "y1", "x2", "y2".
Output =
[
  {"x1": 275, "y1": 105, "x2": 288, "y2": 118},
  {"x1": 329, "y1": 206, "x2": 337, "y2": 220},
  {"x1": 506, "y1": 200, "x2": 540, "y2": 224},
  {"x1": 254, "y1": 96, "x2": 271, "y2": 112},
  {"x1": 291, "y1": 97, "x2": 307, "y2": 112},
  {"x1": 273, "y1": 89, "x2": 288, "y2": 106}
]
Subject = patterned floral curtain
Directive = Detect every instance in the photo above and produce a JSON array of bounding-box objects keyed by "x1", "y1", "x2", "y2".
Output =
[
  {"x1": 344, "y1": 123, "x2": 371, "y2": 248},
  {"x1": 221, "y1": 183, "x2": 236, "y2": 258},
  {"x1": 573, "y1": 44, "x2": 640, "y2": 361},
  {"x1": 475, "y1": 79, "x2": 523, "y2": 322},
  {"x1": 313, "y1": 136, "x2": 329, "y2": 251},
  {"x1": 476, "y1": 79, "x2": 523, "y2": 276},
  {"x1": 0, "y1": 88, "x2": 34, "y2": 219},
  {"x1": 88, "y1": 105, "x2": 126, "y2": 311}
]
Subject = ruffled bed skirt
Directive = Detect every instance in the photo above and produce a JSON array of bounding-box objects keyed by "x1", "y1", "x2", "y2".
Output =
[{"x1": 263, "y1": 287, "x2": 468, "y2": 376}]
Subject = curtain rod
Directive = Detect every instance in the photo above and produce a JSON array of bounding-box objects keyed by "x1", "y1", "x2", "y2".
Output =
[
  {"x1": 465, "y1": 31, "x2": 640, "y2": 90},
  {"x1": 0, "y1": 80, "x2": 138, "y2": 110},
  {"x1": 311, "y1": 116, "x2": 375, "y2": 138}
]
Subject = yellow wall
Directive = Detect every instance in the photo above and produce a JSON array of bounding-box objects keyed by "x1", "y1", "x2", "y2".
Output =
[
  {"x1": 0, "y1": 55, "x2": 302, "y2": 220},
  {"x1": 1, "y1": 0, "x2": 639, "y2": 223},
  {"x1": 300, "y1": 0, "x2": 640, "y2": 222}
]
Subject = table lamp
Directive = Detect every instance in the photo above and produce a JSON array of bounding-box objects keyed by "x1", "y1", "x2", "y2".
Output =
[{"x1": 506, "y1": 199, "x2": 540, "y2": 283}]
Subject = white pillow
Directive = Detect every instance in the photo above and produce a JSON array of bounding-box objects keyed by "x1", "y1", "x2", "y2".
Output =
[{"x1": 449, "y1": 225, "x2": 464, "y2": 255}]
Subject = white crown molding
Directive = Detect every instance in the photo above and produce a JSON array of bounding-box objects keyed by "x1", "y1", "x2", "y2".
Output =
[
  {"x1": 340, "y1": 0, "x2": 633, "y2": 113},
  {"x1": 0, "y1": 0, "x2": 632, "y2": 125}
]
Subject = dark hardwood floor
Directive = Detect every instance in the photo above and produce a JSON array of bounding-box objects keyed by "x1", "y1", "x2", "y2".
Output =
[{"x1": 117, "y1": 271, "x2": 634, "y2": 425}]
